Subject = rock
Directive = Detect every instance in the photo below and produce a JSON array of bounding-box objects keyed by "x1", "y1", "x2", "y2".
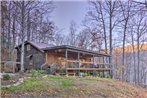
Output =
[{"x1": 42, "y1": 75, "x2": 48, "y2": 78}]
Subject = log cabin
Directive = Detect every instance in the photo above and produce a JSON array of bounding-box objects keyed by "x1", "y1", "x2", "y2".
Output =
[{"x1": 16, "y1": 41, "x2": 112, "y2": 76}]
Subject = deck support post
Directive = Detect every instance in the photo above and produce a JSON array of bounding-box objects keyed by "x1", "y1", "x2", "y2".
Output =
[
  {"x1": 78, "y1": 52, "x2": 80, "y2": 76},
  {"x1": 93, "y1": 55, "x2": 95, "y2": 64},
  {"x1": 65, "y1": 49, "x2": 68, "y2": 75},
  {"x1": 93, "y1": 55, "x2": 95, "y2": 76},
  {"x1": 108, "y1": 56, "x2": 112, "y2": 77},
  {"x1": 103, "y1": 56, "x2": 105, "y2": 77}
]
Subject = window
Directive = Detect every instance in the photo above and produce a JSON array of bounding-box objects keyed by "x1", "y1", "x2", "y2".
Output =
[
  {"x1": 29, "y1": 56, "x2": 33, "y2": 65},
  {"x1": 27, "y1": 55, "x2": 33, "y2": 65},
  {"x1": 27, "y1": 44, "x2": 31, "y2": 51}
]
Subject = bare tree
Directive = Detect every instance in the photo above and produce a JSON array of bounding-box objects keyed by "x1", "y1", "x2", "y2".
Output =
[
  {"x1": 87, "y1": 1, "x2": 108, "y2": 53},
  {"x1": 132, "y1": 0, "x2": 147, "y2": 9},
  {"x1": 77, "y1": 28, "x2": 91, "y2": 49},
  {"x1": 1, "y1": 1, "x2": 55, "y2": 72},
  {"x1": 89, "y1": 27, "x2": 103, "y2": 51},
  {"x1": 135, "y1": 11, "x2": 146, "y2": 84},
  {"x1": 67, "y1": 20, "x2": 78, "y2": 46},
  {"x1": 54, "y1": 32, "x2": 65, "y2": 46},
  {"x1": 127, "y1": 7, "x2": 147, "y2": 84},
  {"x1": 87, "y1": 0, "x2": 121, "y2": 77},
  {"x1": 38, "y1": 19, "x2": 55, "y2": 43},
  {"x1": 87, "y1": 0, "x2": 120, "y2": 52},
  {"x1": 118, "y1": 0, "x2": 135, "y2": 81},
  {"x1": 129, "y1": 24, "x2": 137, "y2": 83}
]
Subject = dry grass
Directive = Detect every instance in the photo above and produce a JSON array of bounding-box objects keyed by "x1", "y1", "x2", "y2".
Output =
[{"x1": 2, "y1": 76, "x2": 147, "y2": 98}]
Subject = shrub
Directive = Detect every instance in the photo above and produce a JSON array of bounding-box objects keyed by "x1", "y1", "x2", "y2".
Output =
[
  {"x1": 37, "y1": 70, "x2": 47, "y2": 74},
  {"x1": 30, "y1": 69, "x2": 47, "y2": 77},
  {"x1": 48, "y1": 76, "x2": 62, "y2": 79},
  {"x1": 56, "y1": 69, "x2": 66, "y2": 73},
  {"x1": 2, "y1": 78, "x2": 42, "y2": 92},
  {"x1": 93, "y1": 71, "x2": 98, "y2": 76},
  {"x1": 3, "y1": 74, "x2": 10, "y2": 80},
  {"x1": 31, "y1": 70, "x2": 38, "y2": 77},
  {"x1": 98, "y1": 73, "x2": 104, "y2": 78},
  {"x1": 61, "y1": 79, "x2": 73, "y2": 87},
  {"x1": 83, "y1": 72, "x2": 90, "y2": 77},
  {"x1": 105, "y1": 74, "x2": 113, "y2": 78}
]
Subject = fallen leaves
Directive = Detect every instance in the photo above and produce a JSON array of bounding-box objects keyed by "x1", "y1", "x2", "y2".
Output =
[{"x1": 1, "y1": 76, "x2": 147, "y2": 98}]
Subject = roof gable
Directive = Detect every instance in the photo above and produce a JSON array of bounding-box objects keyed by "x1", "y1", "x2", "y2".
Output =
[
  {"x1": 16, "y1": 41, "x2": 54, "y2": 53},
  {"x1": 29, "y1": 41, "x2": 54, "y2": 50}
]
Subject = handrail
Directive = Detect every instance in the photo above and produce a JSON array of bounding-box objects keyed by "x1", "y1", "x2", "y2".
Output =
[
  {"x1": 60, "y1": 60, "x2": 112, "y2": 65},
  {"x1": 0, "y1": 61, "x2": 20, "y2": 64},
  {"x1": 97, "y1": 62, "x2": 112, "y2": 65},
  {"x1": 67, "y1": 60, "x2": 79, "y2": 63},
  {"x1": 81, "y1": 61, "x2": 93, "y2": 64}
]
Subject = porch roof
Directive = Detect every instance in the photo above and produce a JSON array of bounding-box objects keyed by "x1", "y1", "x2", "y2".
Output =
[{"x1": 43, "y1": 45, "x2": 111, "y2": 57}]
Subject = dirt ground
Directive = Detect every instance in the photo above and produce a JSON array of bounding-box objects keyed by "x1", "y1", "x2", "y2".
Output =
[
  {"x1": 1, "y1": 75, "x2": 147, "y2": 98},
  {"x1": 1, "y1": 73, "x2": 29, "y2": 86}
]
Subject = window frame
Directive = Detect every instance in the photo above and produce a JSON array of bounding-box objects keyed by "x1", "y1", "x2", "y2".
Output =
[{"x1": 27, "y1": 44, "x2": 31, "y2": 51}]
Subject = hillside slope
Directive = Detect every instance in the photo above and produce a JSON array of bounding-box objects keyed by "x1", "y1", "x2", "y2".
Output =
[{"x1": 2, "y1": 76, "x2": 147, "y2": 98}]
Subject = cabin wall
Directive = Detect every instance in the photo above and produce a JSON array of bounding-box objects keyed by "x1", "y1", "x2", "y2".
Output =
[
  {"x1": 17, "y1": 43, "x2": 45, "y2": 70},
  {"x1": 46, "y1": 52, "x2": 59, "y2": 64}
]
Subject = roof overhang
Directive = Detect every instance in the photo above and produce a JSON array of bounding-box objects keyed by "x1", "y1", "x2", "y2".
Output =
[{"x1": 43, "y1": 45, "x2": 111, "y2": 57}]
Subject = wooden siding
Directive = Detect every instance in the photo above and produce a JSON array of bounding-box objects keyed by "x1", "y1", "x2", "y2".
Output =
[
  {"x1": 17, "y1": 43, "x2": 45, "y2": 70},
  {"x1": 45, "y1": 50, "x2": 111, "y2": 70}
]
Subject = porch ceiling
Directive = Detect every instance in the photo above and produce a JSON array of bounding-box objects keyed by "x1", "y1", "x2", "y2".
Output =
[{"x1": 45, "y1": 49, "x2": 94, "y2": 59}]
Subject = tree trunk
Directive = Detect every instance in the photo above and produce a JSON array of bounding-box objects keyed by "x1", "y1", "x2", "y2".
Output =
[
  {"x1": 122, "y1": 19, "x2": 129, "y2": 81},
  {"x1": 12, "y1": 14, "x2": 16, "y2": 49},
  {"x1": 20, "y1": 1, "x2": 25, "y2": 72},
  {"x1": 109, "y1": 0, "x2": 113, "y2": 76},
  {"x1": 8, "y1": 2, "x2": 11, "y2": 60},
  {"x1": 27, "y1": 10, "x2": 30, "y2": 41},
  {"x1": 20, "y1": 40, "x2": 25, "y2": 71},
  {"x1": 137, "y1": 36, "x2": 140, "y2": 84},
  {"x1": 100, "y1": 3, "x2": 107, "y2": 53},
  {"x1": 131, "y1": 31, "x2": 136, "y2": 84}
]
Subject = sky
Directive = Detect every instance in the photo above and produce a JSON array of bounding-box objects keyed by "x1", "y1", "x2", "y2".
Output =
[{"x1": 51, "y1": 1, "x2": 89, "y2": 34}]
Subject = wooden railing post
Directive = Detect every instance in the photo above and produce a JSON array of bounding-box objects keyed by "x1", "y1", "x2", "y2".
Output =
[
  {"x1": 93, "y1": 55, "x2": 95, "y2": 65},
  {"x1": 65, "y1": 49, "x2": 68, "y2": 75},
  {"x1": 108, "y1": 56, "x2": 112, "y2": 77}
]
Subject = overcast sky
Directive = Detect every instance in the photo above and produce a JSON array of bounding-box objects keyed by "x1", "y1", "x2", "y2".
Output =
[{"x1": 51, "y1": 1, "x2": 89, "y2": 34}]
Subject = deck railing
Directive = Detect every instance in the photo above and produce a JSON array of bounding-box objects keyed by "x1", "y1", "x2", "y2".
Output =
[{"x1": 59, "y1": 59, "x2": 112, "y2": 71}]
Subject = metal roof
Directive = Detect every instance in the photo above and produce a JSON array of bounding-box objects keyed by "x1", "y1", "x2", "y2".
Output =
[
  {"x1": 16, "y1": 41, "x2": 110, "y2": 57},
  {"x1": 29, "y1": 41, "x2": 54, "y2": 49}
]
